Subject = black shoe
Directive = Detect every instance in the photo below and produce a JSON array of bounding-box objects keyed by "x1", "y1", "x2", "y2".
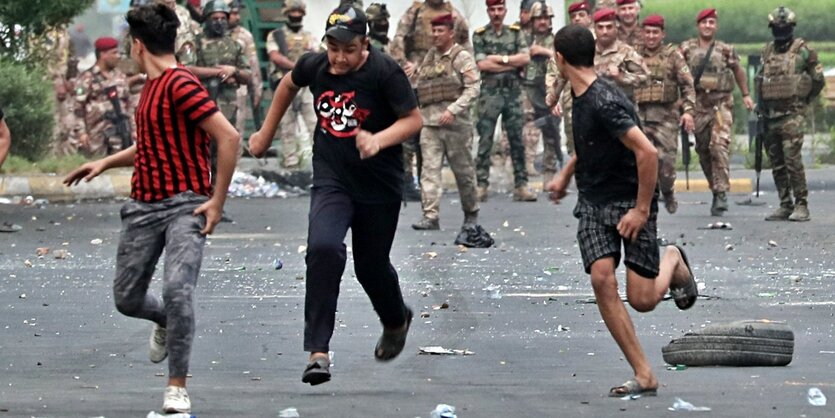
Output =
[
  {"x1": 301, "y1": 357, "x2": 331, "y2": 386},
  {"x1": 374, "y1": 307, "x2": 413, "y2": 361}
]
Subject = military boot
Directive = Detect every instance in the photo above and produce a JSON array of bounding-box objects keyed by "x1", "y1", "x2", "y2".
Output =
[
  {"x1": 412, "y1": 217, "x2": 440, "y2": 230},
  {"x1": 526, "y1": 161, "x2": 539, "y2": 177},
  {"x1": 513, "y1": 186, "x2": 538, "y2": 202},
  {"x1": 663, "y1": 193, "x2": 678, "y2": 214},
  {"x1": 477, "y1": 185, "x2": 489, "y2": 202},
  {"x1": 788, "y1": 205, "x2": 810, "y2": 222},
  {"x1": 402, "y1": 176, "x2": 421, "y2": 202},
  {"x1": 710, "y1": 192, "x2": 728, "y2": 216},
  {"x1": 765, "y1": 206, "x2": 793, "y2": 221}
]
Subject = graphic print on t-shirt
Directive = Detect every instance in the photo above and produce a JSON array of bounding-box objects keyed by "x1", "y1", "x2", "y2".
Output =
[{"x1": 315, "y1": 90, "x2": 371, "y2": 138}]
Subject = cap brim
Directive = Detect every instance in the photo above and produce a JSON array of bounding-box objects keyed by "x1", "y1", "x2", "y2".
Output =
[{"x1": 325, "y1": 27, "x2": 360, "y2": 43}]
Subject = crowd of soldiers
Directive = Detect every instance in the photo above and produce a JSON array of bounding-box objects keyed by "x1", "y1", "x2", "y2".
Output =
[{"x1": 38, "y1": 0, "x2": 825, "y2": 222}]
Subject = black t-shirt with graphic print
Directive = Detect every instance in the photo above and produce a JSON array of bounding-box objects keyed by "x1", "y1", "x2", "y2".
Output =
[
  {"x1": 292, "y1": 47, "x2": 418, "y2": 204},
  {"x1": 572, "y1": 77, "x2": 648, "y2": 205}
]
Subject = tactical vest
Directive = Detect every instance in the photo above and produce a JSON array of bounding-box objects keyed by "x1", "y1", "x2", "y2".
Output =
[
  {"x1": 684, "y1": 41, "x2": 735, "y2": 93},
  {"x1": 284, "y1": 27, "x2": 313, "y2": 63},
  {"x1": 761, "y1": 38, "x2": 812, "y2": 101},
  {"x1": 407, "y1": 1, "x2": 453, "y2": 55},
  {"x1": 415, "y1": 45, "x2": 466, "y2": 106},
  {"x1": 195, "y1": 35, "x2": 242, "y2": 99},
  {"x1": 634, "y1": 45, "x2": 679, "y2": 104}
]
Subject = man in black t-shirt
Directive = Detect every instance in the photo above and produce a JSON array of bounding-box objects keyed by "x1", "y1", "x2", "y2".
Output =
[
  {"x1": 249, "y1": 4, "x2": 422, "y2": 386},
  {"x1": 546, "y1": 25, "x2": 698, "y2": 398},
  {"x1": 0, "y1": 106, "x2": 10, "y2": 170}
]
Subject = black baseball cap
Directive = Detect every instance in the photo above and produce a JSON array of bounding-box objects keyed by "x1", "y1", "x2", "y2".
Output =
[{"x1": 324, "y1": 4, "x2": 367, "y2": 42}]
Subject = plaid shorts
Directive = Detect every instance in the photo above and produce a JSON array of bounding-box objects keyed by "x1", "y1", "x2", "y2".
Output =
[{"x1": 573, "y1": 198, "x2": 660, "y2": 278}]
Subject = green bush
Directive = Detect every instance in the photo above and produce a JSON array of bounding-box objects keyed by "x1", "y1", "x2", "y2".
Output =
[
  {"x1": 0, "y1": 154, "x2": 89, "y2": 174},
  {"x1": 0, "y1": 59, "x2": 55, "y2": 160},
  {"x1": 642, "y1": 0, "x2": 835, "y2": 44}
]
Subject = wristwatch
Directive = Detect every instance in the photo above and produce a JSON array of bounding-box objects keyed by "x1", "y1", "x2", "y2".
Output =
[{"x1": 502, "y1": 55, "x2": 509, "y2": 64}]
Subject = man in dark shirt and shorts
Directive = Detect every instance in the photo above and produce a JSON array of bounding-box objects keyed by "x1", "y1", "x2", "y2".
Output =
[
  {"x1": 64, "y1": 4, "x2": 239, "y2": 413},
  {"x1": 546, "y1": 24, "x2": 698, "y2": 397},
  {"x1": 249, "y1": 3, "x2": 423, "y2": 386}
]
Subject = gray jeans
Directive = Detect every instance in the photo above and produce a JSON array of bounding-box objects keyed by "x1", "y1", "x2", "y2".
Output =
[{"x1": 113, "y1": 192, "x2": 208, "y2": 377}]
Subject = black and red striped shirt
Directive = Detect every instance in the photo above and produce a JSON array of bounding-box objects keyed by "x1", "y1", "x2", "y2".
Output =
[{"x1": 131, "y1": 66, "x2": 219, "y2": 202}]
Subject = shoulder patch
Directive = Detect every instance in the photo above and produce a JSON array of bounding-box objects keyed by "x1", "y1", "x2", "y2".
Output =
[
  {"x1": 509, "y1": 24, "x2": 521, "y2": 31},
  {"x1": 475, "y1": 26, "x2": 487, "y2": 34}
]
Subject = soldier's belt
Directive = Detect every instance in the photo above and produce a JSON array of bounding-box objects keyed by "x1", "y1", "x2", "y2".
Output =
[{"x1": 482, "y1": 77, "x2": 520, "y2": 88}]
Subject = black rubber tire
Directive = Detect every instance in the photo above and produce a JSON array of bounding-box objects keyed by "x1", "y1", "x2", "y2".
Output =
[{"x1": 662, "y1": 320, "x2": 794, "y2": 367}]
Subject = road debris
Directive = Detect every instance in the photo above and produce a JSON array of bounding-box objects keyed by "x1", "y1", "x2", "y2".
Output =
[{"x1": 418, "y1": 346, "x2": 475, "y2": 356}]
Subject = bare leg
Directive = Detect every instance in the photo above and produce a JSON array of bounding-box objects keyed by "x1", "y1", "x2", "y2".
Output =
[{"x1": 625, "y1": 246, "x2": 691, "y2": 311}]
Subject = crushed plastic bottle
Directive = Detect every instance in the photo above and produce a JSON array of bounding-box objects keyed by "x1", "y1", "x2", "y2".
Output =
[
  {"x1": 430, "y1": 404, "x2": 457, "y2": 418},
  {"x1": 808, "y1": 387, "x2": 827, "y2": 406},
  {"x1": 669, "y1": 397, "x2": 711, "y2": 412},
  {"x1": 278, "y1": 407, "x2": 301, "y2": 417},
  {"x1": 484, "y1": 284, "x2": 502, "y2": 299},
  {"x1": 146, "y1": 412, "x2": 193, "y2": 418}
]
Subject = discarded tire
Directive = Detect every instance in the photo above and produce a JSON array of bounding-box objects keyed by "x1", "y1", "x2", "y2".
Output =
[{"x1": 662, "y1": 320, "x2": 794, "y2": 367}]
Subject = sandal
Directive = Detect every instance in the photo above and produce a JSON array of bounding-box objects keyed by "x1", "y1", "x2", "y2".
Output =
[
  {"x1": 670, "y1": 245, "x2": 697, "y2": 310},
  {"x1": 608, "y1": 379, "x2": 658, "y2": 397},
  {"x1": 301, "y1": 356, "x2": 331, "y2": 386},
  {"x1": 374, "y1": 307, "x2": 413, "y2": 361}
]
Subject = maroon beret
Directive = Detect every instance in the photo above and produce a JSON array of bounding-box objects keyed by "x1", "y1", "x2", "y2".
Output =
[
  {"x1": 616, "y1": 0, "x2": 637, "y2": 5},
  {"x1": 593, "y1": 8, "x2": 617, "y2": 23},
  {"x1": 697, "y1": 8, "x2": 717, "y2": 23},
  {"x1": 642, "y1": 14, "x2": 665, "y2": 29},
  {"x1": 486, "y1": 0, "x2": 505, "y2": 7},
  {"x1": 567, "y1": 1, "x2": 589, "y2": 14},
  {"x1": 94, "y1": 37, "x2": 119, "y2": 51},
  {"x1": 430, "y1": 13, "x2": 454, "y2": 27}
]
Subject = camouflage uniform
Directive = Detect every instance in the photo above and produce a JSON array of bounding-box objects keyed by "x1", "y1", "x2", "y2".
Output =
[
  {"x1": 38, "y1": 26, "x2": 77, "y2": 155},
  {"x1": 680, "y1": 39, "x2": 742, "y2": 201},
  {"x1": 230, "y1": 25, "x2": 262, "y2": 135},
  {"x1": 390, "y1": 1, "x2": 472, "y2": 188},
  {"x1": 595, "y1": 0, "x2": 617, "y2": 11},
  {"x1": 636, "y1": 44, "x2": 696, "y2": 207},
  {"x1": 120, "y1": 32, "x2": 144, "y2": 113},
  {"x1": 173, "y1": 4, "x2": 201, "y2": 55},
  {"x1": 366, "y1": 3, "x2": 391, "y2": 53},
  {"x1": 594, "y1": 39, "x2": 648, "y2": 102},
  {"x1": 180, "y1": 33, "x2": 249, "y2": 126},
  {"x1": 72, "y1": 64, "x2": 134, "y2": 156},
  {"x1": 756, "y1": 38, "x2": 825, "y2": 218},
  {"x1": 414, "y1": 44, "x2": 481, "y2": 225},
  {"x1": 618, "y1": 24, "x2": 643, "y2": 49},
  {"x1": 473, "y1": 23, "x2": 531, "y2": 192},
  {"x1": 265, "y1": 26, "x2": 318, "y2": 168},
  {"x1": 546, "y1": 57, "x2": 575, "y2": 156},
  {"x1": 523, "y1": 27, "x2": 562, "y2": 180}
]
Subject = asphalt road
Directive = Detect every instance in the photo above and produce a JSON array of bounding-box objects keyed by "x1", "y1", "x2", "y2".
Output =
[{"x1": 1, "y1": 187, "x2": 834, "y2": 417}]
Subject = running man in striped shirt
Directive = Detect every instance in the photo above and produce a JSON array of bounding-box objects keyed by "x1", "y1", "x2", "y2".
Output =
[{"x1": 63, "y1": 4, "x2": 239, "y2": 414}]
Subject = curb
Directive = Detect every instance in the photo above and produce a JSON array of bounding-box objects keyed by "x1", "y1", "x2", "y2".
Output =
[{"x1": 0, "y1": 174, "x2": 132, "y2": 202}]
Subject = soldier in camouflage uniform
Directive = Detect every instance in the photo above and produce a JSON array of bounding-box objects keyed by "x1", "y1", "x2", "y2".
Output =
[
  {"x1": 591, "y1": 8, "x2": 648, "y2": 103},
  {"x1": 545, "y1": 1, "x2": 593, "y2": 158},
  {"x1": 635, "y1": 15, "x2": 696, "y2": 214},
  {"x1": 228, "y1": 0, "x2": 263, "y2": 137},
  {"x1": 523, "y1": 2, "x2": 562, "y2": 183},
  {"x1": 412, "y1": 14, "x2": 481, "y2": 230},
  {"x1": 756, "y1": 7, "x2": 825, "y2": 222},
  {"x1": 680, "y1": 9, "x2": 755, "y2": 216},
  {"x1": 615, "y1": 0, "x2": 642, "y2": 49},
  {"x1": 265, "y1": 0, "x2": 318, "y2": 169},
  {"x1": 180, "y1": 1, "x2": 251, "y2": 128},
  {"x1": 154, "y1": 0, "x2": 200, "y2": 56},
  {"x1": 473, "y1": 0, "x2": 537, "y2": 202},
  {"x1": 72, "y1": 37, "x2": 134, "y2": 157},
  {"x1": 34, "y1": 25, "x2": 77, "y2": 155},
  {"x1": 366, "y1": 3, "x2": 391, "y2": 52},
  {"x1": 391, "y1": 0, "x2": 472, "y2": 201}
]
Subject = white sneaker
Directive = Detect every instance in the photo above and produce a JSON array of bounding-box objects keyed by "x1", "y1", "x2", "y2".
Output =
[
  {"x1": 162, "y1": 385, "x2": 191, "y2": 413},
  {"x1": 149, "y1": 324, "x2": 167, "y2": 363}
]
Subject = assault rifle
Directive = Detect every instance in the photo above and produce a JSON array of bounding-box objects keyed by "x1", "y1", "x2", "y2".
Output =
[
  {"x1": 680, "y1": 126, "x2": 692, "y2": 190},
  {"x1": 103, "y1": 85, "x2": 132, "y2": 151}
]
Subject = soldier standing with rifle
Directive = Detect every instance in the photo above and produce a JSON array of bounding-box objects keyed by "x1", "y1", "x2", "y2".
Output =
[
  {"x1": 680, "y1": 9, "x2": 755, "y2": 217},
  {"x1": 756, "y1": 7, "x2": 825, "y2": 222},
  {"x1": 72, "y1": 37, "x2": 135, "y2": 156},
  {"x1": 390, "y1": 0, "x2": 471, "y2": 202},
  {"x1": 266, "y1": 0, "x2": 318, "y2": 170},
  {"x1": 411, "y1": 13, "x2": 483, "y2": 233},
  {"x1": 228, "y1": 0, "x2": 263, "y2": 133},
  {"x1": 635, "y1": 15, "x2": 695, "y2": 214}
]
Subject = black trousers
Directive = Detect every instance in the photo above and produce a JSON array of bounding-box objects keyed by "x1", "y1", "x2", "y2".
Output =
[{"x1": 303, "y1": 186, "x2": 408, "y2": 352}]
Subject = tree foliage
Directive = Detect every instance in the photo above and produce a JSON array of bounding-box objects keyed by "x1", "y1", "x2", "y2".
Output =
[
  {"x1": 0, "y1": 59, "x2": 55, "y2": 160},
  {"x1": 0, "y1": 0, "x2": 94, "y2": 66}
]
